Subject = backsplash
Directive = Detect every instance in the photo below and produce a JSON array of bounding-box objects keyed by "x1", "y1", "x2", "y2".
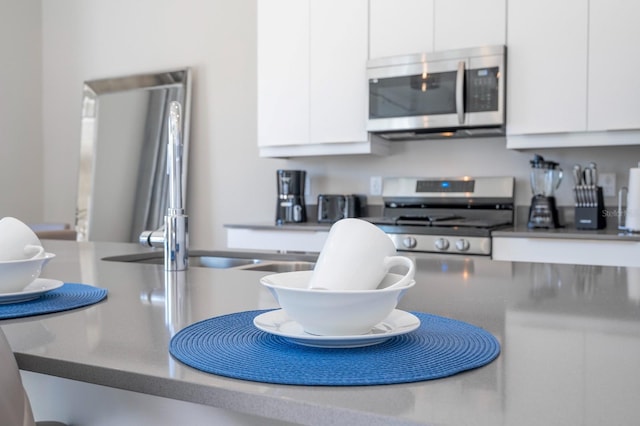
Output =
[{"x1": 285, "y1": 137, "x2": 640, "y2": 212}]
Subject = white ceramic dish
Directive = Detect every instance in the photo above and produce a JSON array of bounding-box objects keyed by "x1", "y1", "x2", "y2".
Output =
[
  {"x1": 260, "y1": 270, "x2": 415, "y2": 336},
  {"x1": 253, "y1": 309, "x2": 420, "y2": 348},
  {"x1": 0, "y1": 278, "x2": 63, "y2": 304},
  {"x1": 0, "y1": 253, "x2": 56, "y2": 293}
]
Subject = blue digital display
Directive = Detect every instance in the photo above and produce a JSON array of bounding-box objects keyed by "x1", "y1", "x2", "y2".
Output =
[{"x1": 441, "y1": 181, "x2": 450, "y2": 188}]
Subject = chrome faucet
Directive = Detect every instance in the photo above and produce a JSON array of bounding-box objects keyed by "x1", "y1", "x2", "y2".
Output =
[{"x1": 139, "y1": 101, "x2": 189, "y2": 271}]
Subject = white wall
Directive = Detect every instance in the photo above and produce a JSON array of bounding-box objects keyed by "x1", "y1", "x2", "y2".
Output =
[
  {"x1": 6, "y1": 0, "x2": 640, "y2": 250},
  {"x1": 0, "y1": 0, "x2": 43, "y2": 223}
]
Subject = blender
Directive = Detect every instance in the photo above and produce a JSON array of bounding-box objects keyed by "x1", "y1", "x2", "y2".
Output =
[{"x1": 528, "y1": 155, "x2": 563, "y2": 228}]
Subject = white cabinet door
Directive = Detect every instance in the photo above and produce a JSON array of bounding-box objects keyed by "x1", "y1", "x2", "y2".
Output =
[
  {"x1": 506, "y1": 0, "x2": 588, "y2": 135},
  {"x1": 257, "y1": 0, "x2": 309, "y2": 148},
  {"x1": 369, "y1": 0, "x2": 435, "y2": 59},
  {"x1": 309, "y1": 0, "x2": 368, "y2": 144},
  {"x1": 492, "y1": 236, "x2": 640, "y2": 267},
  {"x1": 258, "y1": 0, "x2": 387, "y2": 157},
  {"x1": 588, "y1": 0, "x2": 640, "y2": 131},
  {"x1": 434, "y1": 0, "x2": 506, "y2": 51}
]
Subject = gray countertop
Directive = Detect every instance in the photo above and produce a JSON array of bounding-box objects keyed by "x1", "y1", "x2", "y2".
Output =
[
  {"x1": 225, "y1": 219, "x2": 640, "y2": 241},
  {"x1": 3, "y1": 240, "x2": 640, "y2": 425}
]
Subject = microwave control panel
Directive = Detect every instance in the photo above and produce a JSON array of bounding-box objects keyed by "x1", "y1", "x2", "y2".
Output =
[{"x1": 466, "y1": 67, "x2": 499, "y2": 112}]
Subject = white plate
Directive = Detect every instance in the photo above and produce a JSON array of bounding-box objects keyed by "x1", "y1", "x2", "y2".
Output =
[
  {"x1": 0, "y1": 278, "x2": 64, "y2": 304},
  {"x1": 253, "y1": 309, "x2": 420, "y2": 348}
]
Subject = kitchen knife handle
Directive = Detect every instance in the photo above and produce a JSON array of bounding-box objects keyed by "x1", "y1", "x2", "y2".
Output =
[
  {"x1": 589, "y1": 162, "x2": 598, "y2": 186},
  {"x1": 456, "y1": 61, "x2": 465, "y2": 125}
]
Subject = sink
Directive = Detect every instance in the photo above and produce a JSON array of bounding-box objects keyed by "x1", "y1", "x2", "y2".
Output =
[{"x1": 102, "y1": 250, "x2": 316, "y2": 272}]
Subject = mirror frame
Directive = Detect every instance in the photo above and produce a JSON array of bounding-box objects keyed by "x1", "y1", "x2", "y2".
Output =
[{"x1": 75, "y1": 68, "x2": 192, "y2": 242}]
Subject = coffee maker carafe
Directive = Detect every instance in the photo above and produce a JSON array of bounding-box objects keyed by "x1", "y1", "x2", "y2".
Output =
[
  {"x1": 276, "y1": 170, "x2": 307, "y2": 224},
  {"x1": 528, "y1": 155, "x2": 563, "y2": 228}
]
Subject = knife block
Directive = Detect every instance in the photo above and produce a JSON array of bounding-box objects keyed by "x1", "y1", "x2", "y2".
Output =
[{"x1": 575, "y1": 186, "x2": 606, "y2": 230}]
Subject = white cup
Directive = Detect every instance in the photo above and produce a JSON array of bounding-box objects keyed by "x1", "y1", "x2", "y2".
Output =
[
  {"x1": 308, "y1": 218, "x2": 415, "y2": 291},
  {"x1": 0, "y1": 217, "x2": 45, "y2": 261}
]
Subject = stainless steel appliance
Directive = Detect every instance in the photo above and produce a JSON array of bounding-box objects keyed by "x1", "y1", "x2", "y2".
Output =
[
  {"x1": 367, "y1": 45, "x2": 506, "y2": 140},
  {"x1": 361, "y1": 176, "x2": 514, "y2": 255},
  {"x1": 317, "y1": 194, "x2": 367, "y2": 223},
  {"x1": 527, "y1": 155, "x2": 563, "y2": 229},
  {"x1": 276, "y1": 170, "x2": 307, "y2": 224}
]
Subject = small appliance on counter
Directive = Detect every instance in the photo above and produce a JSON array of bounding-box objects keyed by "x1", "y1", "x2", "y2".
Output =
[
  {"x1": 528, "y1": 155, "x2": 563, "y2": 229},
  {"x1": 276, "y1": 170, "x2": 307, "y2": 225},
  {"x1": 317, "y1": 194, "x2": 367, "y2": 223},
  {"x1": 573, "y1": 162, "x2": 606, "y2": 230}
]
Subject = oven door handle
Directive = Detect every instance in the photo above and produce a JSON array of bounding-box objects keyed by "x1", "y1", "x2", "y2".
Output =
[{"x1": 456, "y1": 60, "x2": 465, "y2": 125}]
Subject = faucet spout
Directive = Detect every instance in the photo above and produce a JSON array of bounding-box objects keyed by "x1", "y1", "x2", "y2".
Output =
[
  {"x1": 164, "y1": 101, "x2": 188, "y2": 271},
  {"x1": 138, "y1": 101, "x2": 189, "y2": 270}
]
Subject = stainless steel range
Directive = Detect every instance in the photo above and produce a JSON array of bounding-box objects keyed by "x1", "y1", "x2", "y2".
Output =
[{"x1": 363, "y1": 176, "x2": 514, "y2": 255}]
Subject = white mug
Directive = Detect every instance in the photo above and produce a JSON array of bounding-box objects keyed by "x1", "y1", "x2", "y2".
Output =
[
  {"x1": 0, "y1": 217, "x2": 45, "y2": 261},
  {"x1": 308, "y1": 218, "x2": 415, "y2": 291}
]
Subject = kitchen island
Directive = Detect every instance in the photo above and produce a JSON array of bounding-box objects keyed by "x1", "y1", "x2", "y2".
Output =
[{"x1": 2, "y1": 240, "x2": 640, "y2": 425}]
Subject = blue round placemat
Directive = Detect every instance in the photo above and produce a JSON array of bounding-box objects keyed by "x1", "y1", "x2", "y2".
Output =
[
  {"x1": 0, "y1": 283, "x2": 108, "y2": 320},
  {"x1": 169, "y1": 310, "x2": 500, "y2": 386}
]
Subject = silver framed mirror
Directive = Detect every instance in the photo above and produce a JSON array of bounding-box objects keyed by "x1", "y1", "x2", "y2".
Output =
[{"x1": 75, "y1": 68, "x2": 192, "y2": 242}]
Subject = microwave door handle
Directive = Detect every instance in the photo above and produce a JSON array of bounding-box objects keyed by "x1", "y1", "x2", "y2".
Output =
[{"x1": 456, "y1": 60, "x2": 465, "y2": 125}]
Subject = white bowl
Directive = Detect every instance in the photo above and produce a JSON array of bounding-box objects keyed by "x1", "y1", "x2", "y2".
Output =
[
  {"x1": 260, "y1": 270, "x2": 415, "y2": 336},
  {"x1": 0, "y1": 253, "x2": 56, "y2": 293}
]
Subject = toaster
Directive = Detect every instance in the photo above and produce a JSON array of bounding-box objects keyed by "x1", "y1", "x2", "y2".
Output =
[{"x1": 317, "y1": 194, "x2": 367, "y2": 223}]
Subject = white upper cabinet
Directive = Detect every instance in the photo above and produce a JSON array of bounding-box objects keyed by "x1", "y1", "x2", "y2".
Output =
[
  {"x1": 257, "y1": 0, "x2": 309, "y2": 148},
  {"x1": 433, "y1": 0, "x2": 506, "y2": 51},
  {"x1": 369, "y1": 0, "x2": 506, "y2": 59},
  {"x1": 506, "y1": 0, "x2": 589, "y2": 135},
  {"x1": 588, "y1": 0, "x2": 640, "y2": 131},
  {"x1": 257, "y1": 0, "x2": 388, "y2": 157},
  {"x1": 507, "y1": 0, "x2": 640, "y2": 146},
  {"x1": 309, "y1": 1, "x2": 368, "y2": 144},
  {"x1": 369, "y1": 0, "x2": 435, "y2": 59}
]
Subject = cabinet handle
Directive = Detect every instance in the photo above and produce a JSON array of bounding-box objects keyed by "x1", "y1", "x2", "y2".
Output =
[{"x1": 456, "y1": 60, "x2": 465, "y2": 125}]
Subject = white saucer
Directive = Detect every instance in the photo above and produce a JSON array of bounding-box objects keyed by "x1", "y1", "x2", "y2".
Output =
[
  {"x1": 253, "y1": 309, "x2": 420, "y2": 348},
  {"x1": 0, "y1": 278, "x2": 64, "y2": 304}
]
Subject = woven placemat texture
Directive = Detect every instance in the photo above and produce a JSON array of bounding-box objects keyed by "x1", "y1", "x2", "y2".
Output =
[
  {"x1": 169, "y1": 310, "x2": 500, "y2": 386},
  {"x1": 0, "y1": 283, "x2": 108, "y2": 320}
]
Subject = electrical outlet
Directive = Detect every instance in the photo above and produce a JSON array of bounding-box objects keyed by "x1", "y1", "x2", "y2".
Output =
[
  {"x1": 370, "y1": 176, "x2": 382, "y2": 196},
  {"x1": 600, "y1": 172, "x2": 616, "y2": 197}
]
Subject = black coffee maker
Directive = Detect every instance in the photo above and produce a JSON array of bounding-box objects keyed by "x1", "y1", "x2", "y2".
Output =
[
  {"x1": 528, "y1": 155, "x2": 563, "y2": 228},
  {"x1": 276, "y1": 170, "x2": 307, "y2": 224}
]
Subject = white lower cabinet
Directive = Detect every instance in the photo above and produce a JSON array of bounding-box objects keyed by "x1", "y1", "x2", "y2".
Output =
[
  {"x1": 226, "y1": 227, "x2": 328, "y2": 253},
  {"x1": 492, "y1": 236, "x2": 640, "y2": 267}
]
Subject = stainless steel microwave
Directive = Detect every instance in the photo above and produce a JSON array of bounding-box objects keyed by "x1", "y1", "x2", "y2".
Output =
[{"x1": 367, "y1": 45, "x2": 506, "y2": 140}]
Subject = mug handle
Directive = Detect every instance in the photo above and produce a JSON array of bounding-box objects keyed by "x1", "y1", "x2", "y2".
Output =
[
  {"x1": 24, "y1": 244, "x2": 45, "y2": 259},
  {"x1": 382, "y1": 256, "x2": 416, "y2": 289}
]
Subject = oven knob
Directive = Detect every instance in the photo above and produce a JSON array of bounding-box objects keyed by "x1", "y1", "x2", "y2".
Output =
[
  {"x1": 455, "y1": 239, "x2": 470, "y2": 252},
  {"x1": 434, "y1": 238, "x2": 450, "y2": 251},
  {"x1": 402, "y1": 236, "x2": 417, "y2": 249}
]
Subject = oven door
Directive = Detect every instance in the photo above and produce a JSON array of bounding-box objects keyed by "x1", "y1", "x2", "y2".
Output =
[{"x1": 366, "y1": 49, "x2": 505, "y2": 134}]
